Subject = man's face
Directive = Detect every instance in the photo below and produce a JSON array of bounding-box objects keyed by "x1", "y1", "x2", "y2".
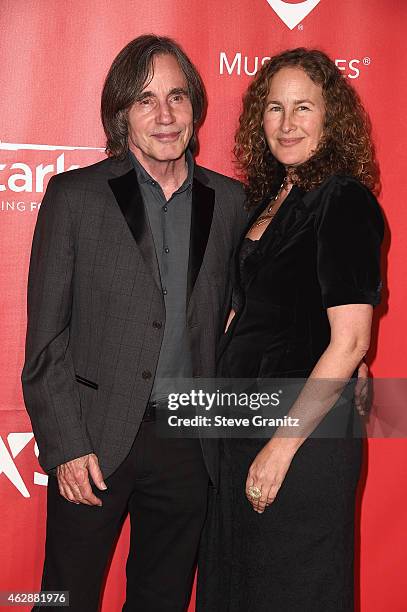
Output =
[{"x1": 127, "y1": 54, "x2": 194, "y2": 167}]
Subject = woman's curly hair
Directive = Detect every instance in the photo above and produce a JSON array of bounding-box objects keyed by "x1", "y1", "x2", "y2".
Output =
[{"x1": 234, "y1": 48, "x2": 379, "y2": 208}]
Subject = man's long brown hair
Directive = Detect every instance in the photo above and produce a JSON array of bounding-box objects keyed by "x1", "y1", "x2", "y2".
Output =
[{"x1": 101, "y1": 34, "x2": 206, "y2": 159}]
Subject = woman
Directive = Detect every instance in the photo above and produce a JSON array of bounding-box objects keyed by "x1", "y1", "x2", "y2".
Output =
[{"x1": 197, "y1": 48, "x2": 384, "y2": 611}]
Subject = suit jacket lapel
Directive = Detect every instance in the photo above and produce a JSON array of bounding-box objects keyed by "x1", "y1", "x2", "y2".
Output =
[
  {"x1": 108, "y1": 168, "x2": 161, "y2": 289},
  {"x1": 187, "y1": 173, "x2": 215, "y2": 303}
]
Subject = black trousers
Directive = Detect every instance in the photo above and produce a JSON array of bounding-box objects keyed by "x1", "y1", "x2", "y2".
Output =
[{"x1": 34, "y1": 421, "x2": 209, "y2": 612}]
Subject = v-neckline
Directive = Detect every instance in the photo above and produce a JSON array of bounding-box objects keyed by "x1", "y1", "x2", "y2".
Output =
[{"x1": 244, "y1": 185, "x2": 297, "y2": 247}]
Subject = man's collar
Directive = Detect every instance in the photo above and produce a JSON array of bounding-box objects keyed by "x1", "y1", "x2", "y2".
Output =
[{"x1": 129, "y1": 149, "x2": 194, "y2": 193}]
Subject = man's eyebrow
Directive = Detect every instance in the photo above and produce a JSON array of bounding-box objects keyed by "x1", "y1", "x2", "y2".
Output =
[
  {"x1": 137, "y1": 87, "x2": 189, "y2": 100},
  {"x1": 168, "y1": 87, "x2": 189, "y2": 96},
  {"x1": 136, "y1": 91, "x2": 154, "y2": 101}
]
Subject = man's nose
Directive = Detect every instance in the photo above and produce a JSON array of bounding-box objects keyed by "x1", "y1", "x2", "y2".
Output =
[{"x1": 156, "y1": 101, "x2": 175, "y2": 124}]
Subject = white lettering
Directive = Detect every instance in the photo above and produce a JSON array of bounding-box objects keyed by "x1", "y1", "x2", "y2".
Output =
[
  {"x1": 214, "y1": 416, "x2": 250, "y2": 427},
  {"x1": 33, "y1": 441, "x2": 48, "y2": 486},
  {"x1": 0, "y1": 200, "x2": 26, "y2": 211},
  {"x1": 244, "y1": 56, "x2": 259, "y2": 76},
  {"x1": 205, "y1": 392, "x2": 216, "y2": 411},
  {"x1": 0, "y1": 154, "x2": 80, "y2": 194},
  {"x1": 0, "y1": 433, "x2": 33, "y2": 497},
  {"x1": 0, "y1": 164, "x2": 6, "y2": 191},
  {"x1": 35, "y1": 164, "x2": 54, "y2": 193},
  {"x1": 8, "y1": 163, "x2": 32, "y2": 192},
  {"x1": 220, "y1": 51, "x2": 241, "y2": 75},
  {"x1": 168, "y1": 415, "x2": 211, "y2": 427},
  {"x1": 252, "y1": 415, "x2": 300, "y2": 427},
  {"x1": 269, "y1": 392, "x2": 280, "y2": 406},
  {"x1": 348, "y1": 59, "x2": 360, "y2": 79},
  {"x1": 221, "y1": 54, "x2": 365, "y2": 80},
  {"x1": 168, "y1": 393, "x2": 179, "y2": 410},
  {"x1": 335, "y1": 59, "x2": 347, "y2": 73},
  {"x1": 178, "y1": 392, "x2": 190, "y2": 407}
]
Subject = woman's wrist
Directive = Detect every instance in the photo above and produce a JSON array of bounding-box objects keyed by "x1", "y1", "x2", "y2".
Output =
[{"x1": 267, "y1": 435, "x2": 304, "y2": 455}]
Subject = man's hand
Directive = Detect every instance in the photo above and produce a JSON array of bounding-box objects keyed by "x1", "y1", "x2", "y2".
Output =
[
  {"x1": 354, "y1": 361, "x2": 372, "y2": 417},
  {"x1": 56, "y1": 453, "x2": 107, "y2": 506}
]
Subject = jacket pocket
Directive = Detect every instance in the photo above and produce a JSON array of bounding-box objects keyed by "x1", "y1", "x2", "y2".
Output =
[{"x1": 75, "y1": 374, "x2": 98, "y2": 390}]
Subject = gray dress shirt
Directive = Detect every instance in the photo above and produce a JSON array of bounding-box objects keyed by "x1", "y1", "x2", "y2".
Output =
[{"x1": 130, "y1": 151, "x2": 194, "y2": 401}]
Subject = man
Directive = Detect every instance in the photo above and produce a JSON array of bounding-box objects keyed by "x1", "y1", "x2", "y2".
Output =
[{"x1": 22, "y1": 35, "x2": 246, "y2": 611}]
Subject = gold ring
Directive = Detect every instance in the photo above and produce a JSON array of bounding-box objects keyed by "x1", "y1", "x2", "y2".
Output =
[{"x1": 247, "y1": 485, "x2": 262, "y2": 500}]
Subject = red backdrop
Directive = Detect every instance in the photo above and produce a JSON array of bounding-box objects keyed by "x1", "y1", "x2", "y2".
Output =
[{"x1": 1, "y1": 1, "x2": 406, "y2": 610}]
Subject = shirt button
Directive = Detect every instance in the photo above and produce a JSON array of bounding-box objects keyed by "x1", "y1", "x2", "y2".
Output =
[
  {"x1": 142, "y1": 370, "x2": 152, "y2": 380},
  {"x1": 164, "y1": 247, "x2": 170, "y2": 254},
  {"x1": 152, "y1": 320, "x2": 162, "y2": 329},
  {"x1": 163, "y1": 206, "x2": 168, "y2": 212},
  {"x1": 163, "y1": 288, "x2": 168, "y2": 296}
]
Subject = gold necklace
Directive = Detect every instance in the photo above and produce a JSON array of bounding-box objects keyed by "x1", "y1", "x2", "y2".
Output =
[{"x1": 251, "y1": 178, "x2": 289, "y2": 229}]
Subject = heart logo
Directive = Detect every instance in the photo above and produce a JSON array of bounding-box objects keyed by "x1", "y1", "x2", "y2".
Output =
[{"x1": 266, "y1": 0, "x2": 321, "y2": 30}]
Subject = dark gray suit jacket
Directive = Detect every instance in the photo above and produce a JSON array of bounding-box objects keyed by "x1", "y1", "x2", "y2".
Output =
[{"x1": 21, "y1": 154, "x2": 246, "y2": 484}]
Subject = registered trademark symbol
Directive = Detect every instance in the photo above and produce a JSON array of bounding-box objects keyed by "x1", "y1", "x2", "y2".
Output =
[
  {"x1": 298, "y1": 23, "x2": 304, "y2": 30},
  {"x1": 363, "y1": 57, "x2": 371, "y2": 66}
]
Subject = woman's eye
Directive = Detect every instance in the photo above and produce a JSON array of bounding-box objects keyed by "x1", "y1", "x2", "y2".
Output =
[{"x1": 297, "y1": 106, "x2": 310, "y2": 111}]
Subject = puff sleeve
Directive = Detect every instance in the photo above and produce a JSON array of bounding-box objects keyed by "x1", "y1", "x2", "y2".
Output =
[{"x1": 315, "y1": 176, "x2": 384, "y2": 309}]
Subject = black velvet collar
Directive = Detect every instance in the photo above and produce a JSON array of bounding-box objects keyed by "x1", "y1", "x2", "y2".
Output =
[
  {"x1": 187, "y1": 176, "x2": 215, "y2": 303},
  {"x1": 235, "y1": 185, "x2": 308, "y2": 284},
  {"x1": 108, "y1": 168, "x2": 161, "y2": 289}
]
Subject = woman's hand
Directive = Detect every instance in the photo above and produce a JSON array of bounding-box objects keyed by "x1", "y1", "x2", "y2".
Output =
[
  {"x1": 245, "y1": 306, "x2": 373, "y2": 514},
  {"x1": 246, "y1": 439, "x2": 297, "y2": 513}
]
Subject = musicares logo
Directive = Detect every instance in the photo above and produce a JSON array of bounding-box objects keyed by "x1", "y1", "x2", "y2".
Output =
[{"x1": 266, "y1": 0, "x2": 321, "y2": 30}]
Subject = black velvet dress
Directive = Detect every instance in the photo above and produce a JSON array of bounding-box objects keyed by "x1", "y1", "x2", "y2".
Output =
[{"x1": 196, "y1": 175, "x2": 384, "y2": 612}]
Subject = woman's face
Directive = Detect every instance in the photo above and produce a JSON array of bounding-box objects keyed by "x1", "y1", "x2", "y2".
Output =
[{"x1": 263, "y1": 67, "x2": 325, "y2": 168}]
